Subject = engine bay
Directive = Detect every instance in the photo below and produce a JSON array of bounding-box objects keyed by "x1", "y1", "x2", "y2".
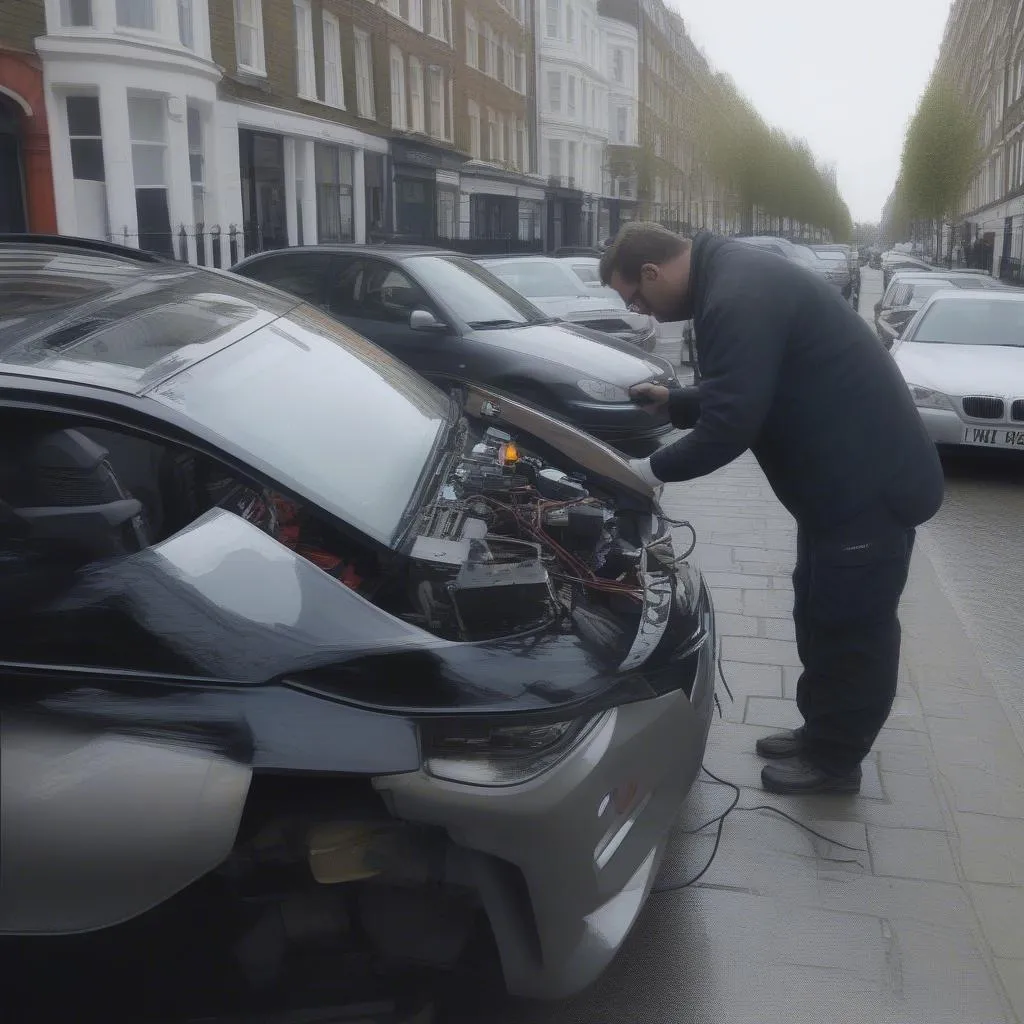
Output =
[{"x1": 402, "y1": 424, "x2": 660, "y2": 645}]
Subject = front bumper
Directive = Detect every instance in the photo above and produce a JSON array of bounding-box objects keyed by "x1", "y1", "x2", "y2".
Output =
[
  {"x1": 374, "y1": 596, "x2": 717, "y2": 1000},
  {"x1": 919, "y1": 407, "x2": 1024, "y2": 450}
]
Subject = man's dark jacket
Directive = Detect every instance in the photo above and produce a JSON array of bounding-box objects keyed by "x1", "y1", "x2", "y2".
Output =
[{"x1": 649, "y1": 232, "x2": 944, "y2": 532}]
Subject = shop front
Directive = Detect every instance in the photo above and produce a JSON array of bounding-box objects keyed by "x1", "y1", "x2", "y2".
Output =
[{"x1": 389, "y1": 139, "x2": 465, "y2": 244}]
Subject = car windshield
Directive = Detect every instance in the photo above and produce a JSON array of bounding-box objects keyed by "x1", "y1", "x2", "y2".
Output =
[
  {"x1": 151, "y1": 306, "x2": 451, "y2": 546},
  {"x1": 485, "y1": 260, "x2": 589, "y2": 299},
  {"x1": 405, "y1": 255, "x2": 547, "y2": 328},
  {"x1": 910, "y1": 297, "x2": 1024, "y2": 347},
  {"x1": 814, "y1": 251, "x2": 848, "y2": 263}
]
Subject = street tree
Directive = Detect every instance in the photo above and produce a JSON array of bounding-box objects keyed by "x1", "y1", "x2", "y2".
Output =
[{"x1": 899, "y1": 73, "x2": 980, "y2": 257}]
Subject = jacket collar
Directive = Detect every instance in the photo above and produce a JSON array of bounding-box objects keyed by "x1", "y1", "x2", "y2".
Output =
[{"x1": 681, "y1": 230, "x2": 718, "y2": 323}]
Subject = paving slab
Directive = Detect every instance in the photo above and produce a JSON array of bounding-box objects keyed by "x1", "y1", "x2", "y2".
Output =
[{"x1": 473, "y1": 439, "x2": 1023, "y2": 1022}]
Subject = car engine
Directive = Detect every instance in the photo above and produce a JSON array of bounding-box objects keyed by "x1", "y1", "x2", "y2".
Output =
[{"x1": 405, "y1": 426, "x2": 647, "y2": 643}]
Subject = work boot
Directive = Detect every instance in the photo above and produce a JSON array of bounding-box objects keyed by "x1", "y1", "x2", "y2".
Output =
[
  {"x1": 755, "y1": 727, "x2": 805, "y2": 760},
  {"x1": 761, "y1": 758, "x2": 861, "y2": 795}
]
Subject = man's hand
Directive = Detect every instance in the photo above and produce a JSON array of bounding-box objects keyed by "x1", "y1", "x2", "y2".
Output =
[{"x1": 629, "y1": 382, "x2": 670, "y2": 415}]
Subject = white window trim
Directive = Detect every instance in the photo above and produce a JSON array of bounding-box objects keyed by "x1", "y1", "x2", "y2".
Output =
[
  {"x1": 429, "y1": 0, "x2": 451, "y2": 45},
  {"x1": 465, "y1": 12, "x2": 477, "y2": 68},
  {"x1": 390, "y1": 45, "x2": 408, "y2": 130},
  {"x1": 294, "y1": 0, "x2": 316, "y2": 101},
  {"x1": 355, "y1": 28, "x2": 376, "y2": 119},
  {"x1": 322, "y1": 10, "x2": 345, "y2": 109},
  {"x1": 235, "y1": 0, "x2": 266, "y2": 77},
  {"x1": 115, "y1": 0, "x2": 159, "y2": 36},
  {"x1": 468, "y1": 98, "x2": 481, "y2": 159},
  {"x1": 409, "y1": 56, "x2": 425, "y2": 133}
]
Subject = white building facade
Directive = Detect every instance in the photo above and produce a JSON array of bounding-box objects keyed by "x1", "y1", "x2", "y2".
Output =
[
  {"x1": 536, "y1": 0, "x2": 612, "y2": 247},
  {"x1": 37, "y1": 0, "x2": 387, "y2": 266}
]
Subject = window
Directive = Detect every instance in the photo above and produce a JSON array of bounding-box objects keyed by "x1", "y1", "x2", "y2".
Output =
[
  {"x1": 447, "y1": 76, "x2": 454, "y2": 142},
  {"x1": 616, "y1": 105, "x2": 627, "y2": 143},
  {"x1": 428, "y1": 66, "x2": 444, "y2": 139},
  {"x1": 390, "y1": 47, "x2": 407, "y2": 129},
  {"x1": 518, "y1": 53, "x2": 526, "y2": 95},
  {"x1": 548, "y1": 71, "x2": 561, "y2": 113},
  {"x1": 322, "y1": 12, "x2": 345, "y2": 108},
  {"x1": 613, "y1": 48, "x2": 624, "y2": 83},
  {"x1": 357, "y1": 260, "x2": 433, "y2": 324},
  {"x1": 66, "y1": 95, "x2": 108, "y2": 240},
  {"x1": 468, "y1": 99, "x2": 481, "y2": 158},
  {"x1": 484, "y1": 25, "x2": 497, "y2": 76},
  {"x1": 355, "y1": 30, "x2": 375, "y2": 118},
  {"x1": 486, "y1": 107, "x2": 497, "y2": 161},
  {"x1": 429, "y1": 0, "x2": 451, "y2": 43},
  {"x1": 504, "y1": 43, "x2": 516, "y2": 89},
  {"x1": 294, "y1": 2, "x2": 316, "y2": 100},
  {"x1": 548, "y1": 138, "x2": 562, "y2": 178},
  {"x1": 465, "y1": 13, "x2": 477, "y2": 68},
  {"x1": 60, "y1": 0, "x2": 92, "y2": 26},
  {"x1": 567, "y1": 140, "x2": 577, "y2": 183},
  {"x1": 409, "y1": 57, "x2": 425, "y2": 133},
  {"x1": 128, "y1": 95, "x2": 172, "y2": 256},
  {"x1": 116, "y1": 0, "x2": 155, "y2": 30},
  {"x1": 187, "y1": 105, "x2": 205, "y2": 230},
  {"x1": 545, "y1": 0, "x2": 560, "y2": 39},
  {"x1": 315, "y1": 143, "x2": 355, "y2": 242},
  {"x1": 397, "y1": 0, "x2": 423, "y2": 30},
  {"x1": 177, "y1": 0, "x2": 193, "y2": 47},
  {"x1": 566, "y1": 4, "x2": 574, "y2": 42},
  {"x1": 568, "y1": 76, "x2": 577, "y2": 117},
  {"x1": 235, "y1": 0, "x2": 265, "y2": 74},
  {"x1": 516, "y1": 118, "x2": 526, "y2": 171}
]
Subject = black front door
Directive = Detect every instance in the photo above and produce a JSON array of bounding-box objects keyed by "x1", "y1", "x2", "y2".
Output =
[
  {"x1": 239, "y1": 130, "x2": 288, "y2": 254},
  {"x1": 395, "y1": 177, "x2": 435, "y2": 243},
  {"x1": 0, "y1": 98, "x2": 26, "y2": 233}
]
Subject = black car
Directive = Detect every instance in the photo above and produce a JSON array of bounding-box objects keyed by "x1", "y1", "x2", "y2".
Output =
[
  {"x1": 232, "y1": 245, "x2": 677, "y2": 456},
  {"x1": 0, "y1": 237, "x2": 715, "y2": 1018}
]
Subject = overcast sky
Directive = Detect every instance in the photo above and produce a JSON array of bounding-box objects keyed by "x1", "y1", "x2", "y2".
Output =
[{"x1": 669, "y1": 0, "x2": 952, "y2": 223}]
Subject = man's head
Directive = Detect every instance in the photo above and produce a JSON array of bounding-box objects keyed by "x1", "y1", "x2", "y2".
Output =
[{"x1": 599, "y1": 223, "x2": 692, "y2": 321}]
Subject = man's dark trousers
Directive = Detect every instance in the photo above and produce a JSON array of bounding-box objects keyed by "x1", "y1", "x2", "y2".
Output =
[{"x1": 791, "y1": 504, "x2": 917, "y2": 776}]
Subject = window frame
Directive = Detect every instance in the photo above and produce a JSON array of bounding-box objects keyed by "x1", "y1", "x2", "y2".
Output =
[
  {"x1": 115, "y1": 0, "x2": 157, "y2": 33},
  {"x1": 322, "y1": 11, "x2": 345, "y2": 109},
  {"x1": 354, "y1": 28, "x2": 376, "y2": 120},
  {"x1": 293, "y1": 0, "x2": 317, "y2": 101},
  {"x1": 409, "y1": 57, "x2": 425, "y2": 134},
  {"x1": 390, "y1": 45, "x2": 408, "y2": 130},
  {"x1": 234, "y1": 0, "x2": 267, "y2": 77},
  {"x1": 60, "y1": 0, "x2": 94, "y2": 27}
]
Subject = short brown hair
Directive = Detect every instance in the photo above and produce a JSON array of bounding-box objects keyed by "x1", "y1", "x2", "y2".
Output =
[{"x1": 599, "y1": 223, "x2": 690, "y2": 286}]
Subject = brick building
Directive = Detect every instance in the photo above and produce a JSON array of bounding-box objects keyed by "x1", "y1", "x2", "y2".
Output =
[
  {"x1": 0, "y1": 2, "x2": 56, "y2": 232},
  {"x1": 454, "y1": 0, "x2": 544, "y2": 247}
]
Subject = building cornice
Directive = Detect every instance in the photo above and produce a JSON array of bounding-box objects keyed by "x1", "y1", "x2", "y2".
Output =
[{"x1": 35, "y1": 33, "x2": 221, "y2": 83}]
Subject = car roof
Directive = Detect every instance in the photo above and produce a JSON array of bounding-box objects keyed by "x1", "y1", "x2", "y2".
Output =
[
  {"x1": 0, "y1": 239, "x2": 297, "y2": 395},
  {"x1": 237, "y1": 243, "x2": 456, "y2": 264},
  {"x1": 922, "y1": 288, "x2": 1024, "y2": 303}
]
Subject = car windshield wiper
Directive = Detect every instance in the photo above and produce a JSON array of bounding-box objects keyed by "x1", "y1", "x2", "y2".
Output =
[{"x1": 466, "y1": 317, "x2": 528, "y2": 329}]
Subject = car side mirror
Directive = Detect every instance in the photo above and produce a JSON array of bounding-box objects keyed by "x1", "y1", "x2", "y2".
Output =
[{"x1": 409, "y1": 308, "x2": 447, "y2": 332}]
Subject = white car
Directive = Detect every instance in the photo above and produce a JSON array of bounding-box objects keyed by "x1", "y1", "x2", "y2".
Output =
[{"x1": 893, "y1": 289, "x2": 1024, "y2": 451}]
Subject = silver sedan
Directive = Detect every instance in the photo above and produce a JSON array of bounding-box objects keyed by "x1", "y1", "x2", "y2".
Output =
[{"x1": 892, "y1": 289, "x2": 1024, "y2": 452}]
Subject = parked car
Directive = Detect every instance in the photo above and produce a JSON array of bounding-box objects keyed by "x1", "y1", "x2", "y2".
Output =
[
  {"x1": 232, "y1": 245, "x2": 674, "y2": 455},
  {"x1": 809, "y1": 246, "x2": 855, "y2": 303},
  {"x1": 874, "y1": 271, "x2": 1007, "y2": 348},
  {"x1": 882, "y1": 254, "x2": 934, "y2": 290},
  {"x1": 893, "y1": 289, "x2": 1024, "y2": 451},
  {"x1": 734, "y1": 236, "x2": 847, "y2": 293},
  {"x1": 0, "y1": 236, "x2": 716, "y2": 1016},
  {"x1": 476, "y1": 255, "x2": 658, "y2": 352}
]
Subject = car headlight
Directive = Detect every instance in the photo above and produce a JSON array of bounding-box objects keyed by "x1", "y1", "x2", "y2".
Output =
[
  {"x1": 577, "y1": 378, "x2": 631, "y2": 403},
  {"x1": 422, "y1": 713, "x2": 610, "y2": 786},
  {"x1": 907, "y1": 384, "x2": 955, "y2": 411}
]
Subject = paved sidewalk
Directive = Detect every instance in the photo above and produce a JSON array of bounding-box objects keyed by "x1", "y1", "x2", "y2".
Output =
[{"x1": 476, "y1": 283, "x2": 1024, "y2": 1023}]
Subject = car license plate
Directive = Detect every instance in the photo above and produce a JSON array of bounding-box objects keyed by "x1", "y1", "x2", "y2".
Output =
[{"x1": 963, "y1": 425, "x2": 1024, "y2": 449}]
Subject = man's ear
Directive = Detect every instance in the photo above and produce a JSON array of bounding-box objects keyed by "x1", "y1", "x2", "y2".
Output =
[{"x1": 640, "y1": 263, "x2": 659, "y2": 281}]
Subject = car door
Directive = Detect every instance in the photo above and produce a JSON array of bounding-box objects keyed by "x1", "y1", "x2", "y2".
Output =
[{"x1": 324, "y1": 256, "x2": 464, "y2": 381}]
